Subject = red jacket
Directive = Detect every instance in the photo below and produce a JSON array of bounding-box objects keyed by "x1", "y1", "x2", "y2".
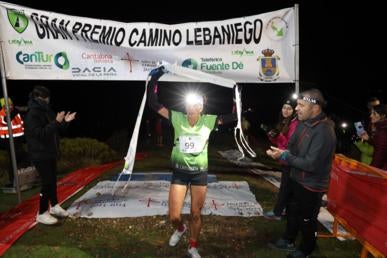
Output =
[
  {"x1": 0, "y1": 108, "x2": 24, "y2": 138},
  {"x1": 268, "y1": 118, "x2": 298, "y2": 150}
]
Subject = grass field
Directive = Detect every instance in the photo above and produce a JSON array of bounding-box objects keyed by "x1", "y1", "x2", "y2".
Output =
[{"x1": 1, "y1": 139, "x2": 361, "y2": 258}]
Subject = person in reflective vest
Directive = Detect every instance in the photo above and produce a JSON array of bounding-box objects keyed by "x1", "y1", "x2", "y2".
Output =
[
  {"x1": 0, "y1": 98, "x2": 24, "y2": 138},
  {"x1": 0, "y1": 97, "x2": 26, "y2": 187}
]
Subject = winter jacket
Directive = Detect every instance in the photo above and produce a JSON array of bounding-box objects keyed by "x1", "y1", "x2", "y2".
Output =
[
  {"x1": 24, "y1": 98, "x2": 68, "y2": 161},
  {"x1": 353, "y1": 140, "x2": 373, "y2": 165},
  {"x1": 283, "y1": 112, "x2": 336, "y2": 191},
  {"x1": 369, "y1": 119, "x2": 387, "y2": 170},
  {"x1": 268, "y1": 117, "x2": 298, "y2": 150}
]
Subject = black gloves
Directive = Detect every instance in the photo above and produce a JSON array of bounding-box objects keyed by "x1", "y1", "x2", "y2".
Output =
[
  {"x1": 147, "y1": 66, "x2": 165, "y2": 112},
  {"x1": 149, "y1": 66, "x2": 166, "y2": 81}
]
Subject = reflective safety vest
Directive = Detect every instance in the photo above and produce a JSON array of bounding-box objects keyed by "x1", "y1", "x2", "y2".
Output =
[{"x1": 0, "y1": 109, "x2": 24, "y2": 138}]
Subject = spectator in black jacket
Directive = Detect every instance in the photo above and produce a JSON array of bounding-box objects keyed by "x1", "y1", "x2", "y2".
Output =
[
  {"x1": 24, "y1": 86, "x2": 76, "y2": 225},
  {"x1": 266, "y1": 88, "x2": 336, "y2": 258}
]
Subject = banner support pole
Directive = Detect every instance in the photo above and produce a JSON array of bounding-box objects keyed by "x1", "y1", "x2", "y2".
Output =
[
  {"x1": 294, "y1": 3, "x2": 300, "y2": 95},
  {"x1": 0, "y1": 42, "x2": 22, "y2": 203}
]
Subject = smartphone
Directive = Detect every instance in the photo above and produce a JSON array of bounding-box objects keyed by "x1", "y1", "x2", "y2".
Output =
[{"x1": 354, "y1": 121, "x2": 365, "y2": 136}]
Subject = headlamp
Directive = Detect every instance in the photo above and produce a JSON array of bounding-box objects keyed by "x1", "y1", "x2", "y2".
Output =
[
  {"x1": 299, "y1": 95, "x2": 320, "y2": 105},
  {"x1": 185, "y1": 93, "x2": 203, "y2": 106}
]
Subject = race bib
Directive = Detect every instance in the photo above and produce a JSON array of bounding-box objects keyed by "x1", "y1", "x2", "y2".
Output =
[{"x1": 179, "y1": 136, "x2": 205, "y2": 154}]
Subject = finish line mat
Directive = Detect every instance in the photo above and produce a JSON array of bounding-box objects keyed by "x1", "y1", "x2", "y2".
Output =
[{"x1": 67, "y1": 180, "x2": 263, "y2": 218}]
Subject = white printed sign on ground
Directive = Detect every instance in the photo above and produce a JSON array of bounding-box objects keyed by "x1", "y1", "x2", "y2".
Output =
[
  {"x1": 219, "y1": 149, "x2": 350, "y2": 241},
  {"x1": 67, "y1": 180, "x2": 263, "y2": 218}
]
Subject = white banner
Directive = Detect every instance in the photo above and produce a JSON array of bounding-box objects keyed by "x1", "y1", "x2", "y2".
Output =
[
  {"x1": 67, "y1": 180, "x2": 263, "y2": 218},
  {"x1": 0, "y1": 1, "x2": 295, "y2": 82}
]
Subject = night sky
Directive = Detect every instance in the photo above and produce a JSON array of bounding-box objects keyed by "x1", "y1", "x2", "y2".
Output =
[{"x1": 1, "y1": 0, "x2": 385, "y2": 140}]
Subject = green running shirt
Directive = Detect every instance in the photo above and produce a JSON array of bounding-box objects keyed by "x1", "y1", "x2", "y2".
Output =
[{"x1": 170, "y1": 110, "x2": 217, "y2": 173}]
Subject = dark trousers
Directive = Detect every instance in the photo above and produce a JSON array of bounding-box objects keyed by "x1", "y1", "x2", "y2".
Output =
[
  {"x1": 284, "y1": 179, "x2": 324, "y2": 255},
  {"x1": 273, "y1": 167, "x2": 290, "y2": 216},
  {"x1": 33, "y1": 159, "x2": 58, "y2": 214}
]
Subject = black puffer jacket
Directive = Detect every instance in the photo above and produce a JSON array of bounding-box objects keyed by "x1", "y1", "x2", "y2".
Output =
[{"x1": 24, "y1": 98, "x2": 68, "y2": 161}]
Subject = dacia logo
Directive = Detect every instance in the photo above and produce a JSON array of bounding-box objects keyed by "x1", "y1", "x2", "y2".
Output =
[
  {"x1": 71, "y1": 67, "x2": 117, "y2": 74},
  {"x1": 7, "y1": 9, "x2": 29, "y2": 34}
]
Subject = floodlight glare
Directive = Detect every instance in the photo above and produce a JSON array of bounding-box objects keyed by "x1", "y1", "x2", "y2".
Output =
[
  {"x1": 341, "y1": 122, "x2": 348, "y2": 129},
  {"x1": 291, "y1": 93, "x2": 298, "y2": 100},
  {"x1": 185, "y1": 93, "x2": 203, "y2": 106}
]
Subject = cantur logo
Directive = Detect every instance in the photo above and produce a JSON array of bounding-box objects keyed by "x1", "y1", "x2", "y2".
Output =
[
  {"x1": 54, "y1": 52, "x2": 70, "y2": 70},
  {"x1": 7, "y1": 8, "x2": 28, "y2": 34},
  {"x1": 16, "y1": 51, "x2": 70, "y2": 70}
]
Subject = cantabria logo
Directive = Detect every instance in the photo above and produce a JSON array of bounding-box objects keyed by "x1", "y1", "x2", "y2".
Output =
[
  {"x1": 182, "y1": 58, "x2": 198, "y2": 70},
  {"x1": 7, "y1": 9, "x2": 29, "y2": 34}
]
